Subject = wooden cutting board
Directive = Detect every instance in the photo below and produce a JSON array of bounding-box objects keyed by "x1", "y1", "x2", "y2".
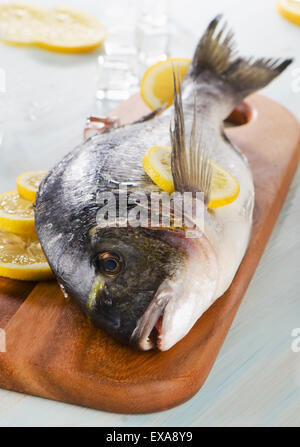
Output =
[{"x1": 0, "y1": 94, "x2": 299, "y2": 414}]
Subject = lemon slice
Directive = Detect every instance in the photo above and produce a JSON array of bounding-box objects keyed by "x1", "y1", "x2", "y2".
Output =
[
  {"x1": 140, "y1": 58, "x2": 191, "y2": 110},
  {"x1": 37, "y1": 7, "x2": 107, "y2": 54},
  {"x1": 143, "y1": 146, "x2": 240, "y2": 209},
  {"x1": 277, "y1": 0, "x2": 300, "y2": 25},
  {"x1": 209, "y1": 164, "x2": 240, "y2": 209},
  {"x1": 0, "y1": 2, "x2": 47, "y2": 45},
  {"x1": 0, "y1": 3, "x2": 106, "y2": 53},
  {"x1": 0, "y1": 191, "x2": 35, "y2": 234},
  {"x1": 16, "y1": 170, "x2": 47, "y2": 203},
  {"x1": 143, "y1": 146, "x2": 174, "y2": 193},
  {"x1": 0, "y1": 230, "x2": 52, "y2": 281}
]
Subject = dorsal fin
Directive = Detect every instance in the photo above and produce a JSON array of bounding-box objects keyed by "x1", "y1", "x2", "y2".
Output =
[{"x1": 170, "y1": 70, "x2": 213, "y2": 205}]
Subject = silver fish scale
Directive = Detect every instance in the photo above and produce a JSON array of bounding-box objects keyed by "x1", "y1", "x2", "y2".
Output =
[{"x1": 91, "y1": 115, "x2": 171, "y2": 191}]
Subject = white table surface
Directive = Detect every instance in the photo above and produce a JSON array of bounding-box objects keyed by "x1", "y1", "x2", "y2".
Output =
[{"x1": 0, "y1": 0, "x2": 299, "y2": 427}]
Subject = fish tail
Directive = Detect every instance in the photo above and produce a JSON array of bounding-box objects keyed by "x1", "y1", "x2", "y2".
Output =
[
  {"x1": 190, "y1": 14, "x2": 293, "y2": 99},
  {"x1": 170, "y1": 15, "x2": 292, "y2": 199}
]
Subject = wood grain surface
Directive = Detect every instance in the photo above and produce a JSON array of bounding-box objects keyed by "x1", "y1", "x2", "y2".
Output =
[{"x1": 0, "y1": 93, "x2": 299, "y2": 414}]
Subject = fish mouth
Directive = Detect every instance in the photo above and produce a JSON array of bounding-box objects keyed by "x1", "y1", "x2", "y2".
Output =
[
  {"x1": 130, "y1": 228, "x2": 199, "y2": 351},
  {"x1": 130, "y1": 279, "x2": 173, "y2": 351},
  {"x1": 130, "y1": 228, "x2": 219, "y2": 351}
]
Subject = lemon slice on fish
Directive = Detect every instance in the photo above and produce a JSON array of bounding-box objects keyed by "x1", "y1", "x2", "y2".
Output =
[
  {"x1": 143, "y1": 146, "x2": 240, "y2": 209},
  {"x1": 0, "y1": 230, "x2": 52, "y2": 281},
  {"x1": 140, "y1": 58, "x2": 191, "y2": 110},
  {"x1": 0, "y1": 3, "x2": 106, "y2": 53},
  {"x1": 16, "y1": 170, "x2": 47, "y2": 203},
  {"x1": 277, "y1": 0, "x2": 300, "y2": 25},
  {"x1": 0, "y1": 191, "x2": 35, "y2": 235},
  {"x1": 143, "y1": 146, "x2": 174, "y2": 193}
]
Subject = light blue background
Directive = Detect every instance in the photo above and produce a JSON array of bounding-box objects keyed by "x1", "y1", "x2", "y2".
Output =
[{"x1": 0, "y1": 0, "x2": 299, "y2": 427}]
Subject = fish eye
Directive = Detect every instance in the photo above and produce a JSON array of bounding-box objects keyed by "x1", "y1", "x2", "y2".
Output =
[{"x1": 98, "y1": 252, "x2": 122, "y2": 276}]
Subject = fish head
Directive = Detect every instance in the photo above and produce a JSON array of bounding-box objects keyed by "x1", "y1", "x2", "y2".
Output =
[{"x1": 85, "y1": 226, "x2": 218, "y2": 351}]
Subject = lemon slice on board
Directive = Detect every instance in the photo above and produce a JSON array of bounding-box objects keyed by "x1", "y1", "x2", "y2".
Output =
[
  {"x1": 16, "y1": 170, "x2": 47, "y2": 203},
  {"x1": 143, "y1": 146, "x2": 240, "y2": 209},
  {"x1": 0, "y1": 230, "x2": 52, "y2": 281},
  {"x1": 277, "y1": 0, "x2": 300, "y2": 25},
  {"x1": 140, "y1": 58, "x2": 191, "y2": 110},
  {"x1": 0, "y1": 191, "x2": 35, "y2": 234},
  {"x1": 0, "y1": 3, "x2": 106, "y2": 53}
]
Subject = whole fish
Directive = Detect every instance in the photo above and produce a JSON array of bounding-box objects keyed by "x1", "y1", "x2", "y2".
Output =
[{"x1": 35, "y1": 16, "x2": 291, "y2": 351}]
